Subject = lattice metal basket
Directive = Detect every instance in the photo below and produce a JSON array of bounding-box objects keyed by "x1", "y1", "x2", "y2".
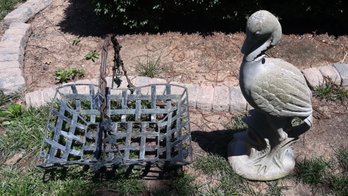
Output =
[{"x1": 38, "y1": 83, "x2": 192, "y2": 169}]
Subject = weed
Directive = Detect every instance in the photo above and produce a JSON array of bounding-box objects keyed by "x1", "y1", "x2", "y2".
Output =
[
  {"x1": 336, "y1": 147, "x2": 348, "y2": 172},
  {"x1": 171, "y1": 173, "x2": 199, "y2": 196},
  {"x1": 313, "y1": 79, "x2": 348, "y2": 101},
  {"x1": 110, "y1": 178, "x2": 145, "y2": 195},
  {"x1": 0, "y1": 91, "x2": 20, "y2": 107},
  {"x1": 136, "y1": 55, "x2": 162, "y2": 78},
  {"x1": 0, "y1": 103, "x2": 22, "y2": 118},
  {"x1": 0, "y1": 166, "x2": 97, "y2": 196},
  {"x1": 327, "y1": 175, "x2": 348, "y2": 196},
  {"x1": 266, "y1": 181, "x2": 284, "y2": 196},
  {"x1": 0, "y1": 0, "x2": 25, "y2": 20},
  {"x1": 295, "y1": 157, "x2": 330, "y2": 185},
  {"x1": 0, "y1": 106, "x2": 48, "y2": 159},
  {"x1": 55, "y1": 68, "x2": 85, "y2": 83},
  {"x1": 194, "y1": 154, "x2": 246, "y2": 195},
  {"x1": 224, "y1": 114, "x2": 248, "y2": 130},
  {"x1": 72, "y1": 36, "x2": 81, "y2": 46},
  {"x1": 194, "y1": 153, "x2": 233, "y2": 176},
  {"x1": 85, "y1": 50, "x2": 99, "y2": 62}
]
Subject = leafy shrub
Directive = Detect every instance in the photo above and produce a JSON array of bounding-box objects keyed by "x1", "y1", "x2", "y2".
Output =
[{"x1": 90, "y1": 0, "x2": 348, "y2": 34}]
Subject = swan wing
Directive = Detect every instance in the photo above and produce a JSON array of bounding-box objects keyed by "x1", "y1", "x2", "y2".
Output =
[{"x1": 251, "y1": 59, "x2": 312, "y2": 117}]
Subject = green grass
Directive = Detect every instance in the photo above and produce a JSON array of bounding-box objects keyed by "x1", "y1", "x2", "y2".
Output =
[
  {"x1": 224, "y1": 114, "x2": 248, "y2": 130},
  {"x1": 0, "y1": 0, "x2": 25, "y2": 20},
  {"x1": 327, "y1": 175, "x2": 348, "y2": 196},
  {"x1": 171, "y1": 173, "x2": 199, "y2": 196},
  {"x1": 0, "y1": 106, "x2": 48, "y2": 160},
  {"x1": 194, "y1": 153, "x2": 252, "y2": 195},
  {"x1": 294, "y1": 150, "x2": 348, "y2": 195},
  {"x1": 313, "y1": 79, "x2": 348, "y2": 101},
  {"x1": 295, "y1": 157, "x2": 330, "y2": 185},
  {"x1": 265, "y1": 181, "x2": 284, "y2": 196},
  {"x1": 336, "y1": 147, "x2": 348, "y2": 173},
  {"x1": 136, "y1": 55, "x2": 162, "y2": 78}
]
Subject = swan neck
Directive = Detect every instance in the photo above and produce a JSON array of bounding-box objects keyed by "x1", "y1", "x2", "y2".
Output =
[{"x1": 244, "y1": 39, "x2": 272, "y2": 62}]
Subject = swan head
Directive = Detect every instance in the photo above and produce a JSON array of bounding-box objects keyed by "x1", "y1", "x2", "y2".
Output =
[{"x1": 241, "y1": 10, "x2": 282, "y2": 59}]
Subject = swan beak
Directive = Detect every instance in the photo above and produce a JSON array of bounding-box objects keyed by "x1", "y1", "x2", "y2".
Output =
[
  {"x1": 241, "y1": 32, "x2": 269, "y2": 55},
  {"x1": 241, "y1": 34, "x2": 253, "y2": 55}
]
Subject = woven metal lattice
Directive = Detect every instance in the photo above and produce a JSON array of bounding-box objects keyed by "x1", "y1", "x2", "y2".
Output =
[{"x1": 38, "y1": 83, "x2": 191, "y2": 168}]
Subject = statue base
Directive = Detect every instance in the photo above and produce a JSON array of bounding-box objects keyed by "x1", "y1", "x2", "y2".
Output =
[{"x1": 227, "y1": 110, "x2": 298, "y2": 181}]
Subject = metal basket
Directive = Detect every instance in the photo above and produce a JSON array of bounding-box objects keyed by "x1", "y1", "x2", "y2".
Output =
[{"x1": 38, "y1": 83, "x2": 192, "y2": 169}]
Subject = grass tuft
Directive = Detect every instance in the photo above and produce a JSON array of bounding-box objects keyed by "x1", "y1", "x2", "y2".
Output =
[
  {"x1": 194, "y1": 154, "x2": 245, "y2": 195},
  {"x1": 0, "y1": 106, "x2": 49, "y2": 160},
  {"x1": 327, "y1": 175, "x2": 348, "y2": 196},
  {"x1": 194, "y1": 153, "x2": 233, "y2": 176},
  {"x1": 336, "y1": 147, "x2": 348, "y2": 173},
  {"x1": 295, "y1": 157, "x2": 330, "y2": 185},
  {"x1": 224, "y1": 114, "x2": 248, "y2": 130},
  {"x1": 313, "y1": 79, "x2": 348, "y2": 101},
  {"x1": 171, "y1": 173, "x2": 199, "y2": 196},
  {"x1": 266, "y1": 181, "x2": 284, "y2": 196},
  {"x1": 0, "y1": 0, "x2": 26, "y2": 20},
  {"x1": 136, "y1": 55, "x2": 162, "y2": 78}
]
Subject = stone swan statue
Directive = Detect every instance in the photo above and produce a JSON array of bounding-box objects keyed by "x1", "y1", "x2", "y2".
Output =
[{"x1": 228, "y1": 10, "x2": 313, "y2": 181}]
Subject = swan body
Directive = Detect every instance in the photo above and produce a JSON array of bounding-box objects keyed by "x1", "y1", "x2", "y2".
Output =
[
  {"x1": 240, "y1": 10, "x2": 312, "y2": 120},
  {"x1": 228, "y1": 10, "x2": 313, "y2": 181}
]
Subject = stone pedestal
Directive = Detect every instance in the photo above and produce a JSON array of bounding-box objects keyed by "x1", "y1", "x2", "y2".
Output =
[{"x1": 227, "y1": 110, "x2": 299, "y2": 181}]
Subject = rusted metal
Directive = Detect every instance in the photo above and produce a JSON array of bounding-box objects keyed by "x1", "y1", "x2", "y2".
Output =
[{"x1": 38, "y1": 36, "x2": 192, "y2": 169}]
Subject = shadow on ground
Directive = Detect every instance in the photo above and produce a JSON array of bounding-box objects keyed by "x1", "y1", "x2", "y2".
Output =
[
  {"x1": 191, "y1": 129, "x2": 246, "y2": 158},
  {"x1": 58, "y1": 0, "x2": 112, "y2": 37}
]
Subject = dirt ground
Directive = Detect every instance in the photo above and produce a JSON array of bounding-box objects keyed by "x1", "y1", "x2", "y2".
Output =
[
  {"x1": 2, "y1": 0, "x2": 348, "y2": 195},
  {"x1": 22, "y1": 0, "x2": 348, "y2": 92}
]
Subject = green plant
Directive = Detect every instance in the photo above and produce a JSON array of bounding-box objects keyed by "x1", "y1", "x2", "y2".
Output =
[
  {"x1": 0, "y1": 103, "x2": 23, "y2": 126},
  {"x1": 72, "y1": 36, "x2": 81, "y2": 46},
  {"x1": 0, "y1": 91, "x2": 20, "y2": 107},
  {"x1": 194, "y1": 154, "x2": 246, "y2": 195},
  {"x1": 266, "y1": 181, "x2": 284, "y2": 196},
  {"x1": 136, "y1": 55, "x2": 162, "y2": 78},
  {"x1": 0, "y1": 106, "x2": 48, "y2": 159},
  {"x1": 85, "y1": 50, "x2": 99, "y2": 62},
  {"x1": 336, "y1": 147, "x2": 348, "y2": 173},
  {"x1": 0, "y1": 166, "x2": 97, "y2": 196},
  {"x1": 194, "y1": 153, "x2": 234, "y2": 176},
  {"x1": 55, "y1": 68, "x2": 85, "y2": 83},
  {"x1": 224, "y1": 114, "x2": 248, "y2": 130},
  {"x1": 313, "y1": 79, "x2": 348, "y2": 101},
  {"x1": 327, "y1": 175, "x2": 348, "y2": 196},
  {"x1": 110, "y1": 178, "x2": 145, "y2": 195},
  {"x1": 171, "y1": 173, "x2": 199, "y2": 196},
  {"x1": 0, "y1": 0, "x2": 26, "y2": 20},
  {"x1": 295, "y1": 157, "x2": 330, "y2": 185}
]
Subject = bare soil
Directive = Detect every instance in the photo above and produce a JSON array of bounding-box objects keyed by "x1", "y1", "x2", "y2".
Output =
[
  {"x1": 6, "y1": 0, "x2": 348, "y2": 194},
  {"x1": 23, "y1": 0, "x2": 348, "y2": 92}
]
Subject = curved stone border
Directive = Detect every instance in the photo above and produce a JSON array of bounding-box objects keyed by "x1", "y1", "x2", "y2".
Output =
[
  {"x1": 302, "y1": 63, "x2": 348, "y2": 88},
  {"x1": 24, "y1": 61, "x2": 348, "y2": 112},
  {"x1": 3, "y1": 0, "x2": 52, "y2": 25},
  {"x1": 24, "y1": 76, "x2": 251, "y2": 113},
  {"x1": 0, "y1": 0, "x2": 53, "y2": 94}
]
